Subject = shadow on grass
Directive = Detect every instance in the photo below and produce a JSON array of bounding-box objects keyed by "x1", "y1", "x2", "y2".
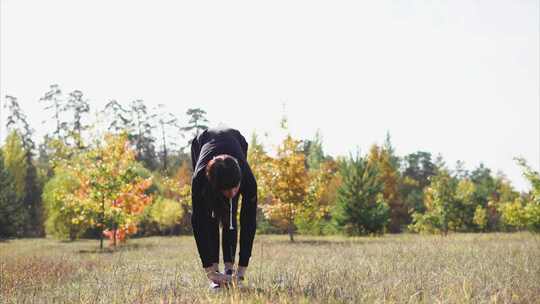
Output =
[
  {"x1": 78, "y1": 242, "x2": 156, "y2": 254},
  {"x1": 78, "y1": 248, "x2": 115, "y2": 254}
]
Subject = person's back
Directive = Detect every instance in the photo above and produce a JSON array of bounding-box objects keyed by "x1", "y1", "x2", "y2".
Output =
[{"x1": 191, "y1": 127, "x2": 247, "y2": 179}]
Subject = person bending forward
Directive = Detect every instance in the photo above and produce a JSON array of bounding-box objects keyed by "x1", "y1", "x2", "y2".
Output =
[{"x1": 190, "y1": 127, "x2": 257, "y2": 287}]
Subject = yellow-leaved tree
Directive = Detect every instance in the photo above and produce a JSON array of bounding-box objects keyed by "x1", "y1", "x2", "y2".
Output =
[
  {"x1": 295, "y1": 160, "x2": 341, "y2": 235},
  {"x1": 247, "y1": 133, "x2": 274, "y2": 206},
  {"x1": 261, "y1": 135, "x2": 308, "y2": 242}
]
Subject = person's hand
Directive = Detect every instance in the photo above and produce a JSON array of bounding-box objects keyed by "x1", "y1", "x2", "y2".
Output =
[{"x1": 204, "y1": 267, "x2": 230, "y2": 284}]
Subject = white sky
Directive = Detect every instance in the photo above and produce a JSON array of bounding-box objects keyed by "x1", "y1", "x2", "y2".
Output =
[{"x1": 1, "y1": 0, "x2": 538, "y2": 191}]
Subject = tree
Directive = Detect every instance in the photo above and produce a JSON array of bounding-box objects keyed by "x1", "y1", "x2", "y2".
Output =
[
  {"x1": 183, "y1": 108, "x2": 209, "y2": 140},
  {"x1": 150, "y1": 104, "x2": 182, "y2": 173},
  {"x1": 247, "y1": 133, "x2": 273, "y2": 205},
  {"x1": 129, "y1": 100, "x2": 158, "y2": 171},
  {"x1": 383, "y1": 131, "x2": 400, "y2": 169},
  {"x1": 499, "y1": 198, "x2": 528, "y2": 231},
  {"x1": 36, "y1": 134, "x2": 61, "y2": 185},
  {"x1": 247, "y1": 133, "x2": 281, "y2": 234},
  {"x1": 140, "y1": 162, "x2": 193, "y2": 235},
  {"x1": 454, "y1": 178, "x2": 477, "y2": 230},
  {"x1": 51, "y1": 133, "x2": 154, "y2": 247},
  {"x1": 295, "y1": 160, "x2": 341, "y2": 235},
  {"x1": 469, "y1": 164, "x2": 514, "y2": 231},
  {"x1": 304, "y1": 130, "x2": 326, "y2": 171},
  {"x1": 42, "y1": 169, "x2": 85, "y2": 240},
  {"x1": 39, "y1": 84, "x2": 68, "y2": 140},
  {"x1": 103, "y1": 100, "x2": 131, "y2": 134},
  {"x1": 402, "y1": 151, "x2": 436, "y2": 188},
  {"x1": 454, "y1": 160, "x2": 469, "y2": 180},
  {"x1": 3, "y1": 131, "x2": 42, "y2": 236},
  {"x1": 3, "y1": 132, "x2": 28, "y2": 201},
  {"x1": 368, "y1": 144, "x2": 404, "y2": 233},
  {"x1": 410, "y1": 169, "x2": 457, "y2": 234},
  {"x1": 333, "y1": 152, "x2": 389, "y2": 235},
  {"x1": 145, "y1": 197, "x2": 185, "y2": 235},
  {"x1": 260, "y1": 135, "x2": 308, "y2": 241},
  {"x1": 470, "y1": 164, "x2": 497, "y2": 207},
  {"x1": 0, "y1": 150, "x2": 24, "y2": 237},
  {"x1": 400, "y1": 151, "x2": 436, "y2": 224},
  {"x1": 4, "y1": 96, "x2": 43, "y2": 236},
  {"x1": 514, "y1": 157, "x2": 540, "y2": 232},
  {"x1": 65, "y1": 90, "x2": 90, "y2": 149},
  {"x1": 473, "y1": 173, "x2": 518, "y2": 232},
  {"x1": 473, "y1": 205, "x2": 488, "y2": 231},
  {"x1": 4, "y1": 95, "x2": 35, "y2": 153}
]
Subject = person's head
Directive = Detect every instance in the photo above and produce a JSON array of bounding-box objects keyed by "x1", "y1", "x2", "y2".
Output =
[{"x1": 206, "y1": 154, "x2": 241, "y2": 199}]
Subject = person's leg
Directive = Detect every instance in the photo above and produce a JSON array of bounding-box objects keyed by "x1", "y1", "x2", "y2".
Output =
[{"x1": 221, "y1": 195, "x2": 239, "y2": 274}]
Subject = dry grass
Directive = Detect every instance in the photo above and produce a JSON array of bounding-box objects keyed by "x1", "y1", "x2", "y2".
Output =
[{"x1": 0, "y1": 233, "x2": 539, "y2": 303}]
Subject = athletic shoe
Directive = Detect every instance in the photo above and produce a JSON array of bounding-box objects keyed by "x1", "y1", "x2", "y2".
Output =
[{"x1": 209, "y1": 281, "x2": 221, "y2": 291}]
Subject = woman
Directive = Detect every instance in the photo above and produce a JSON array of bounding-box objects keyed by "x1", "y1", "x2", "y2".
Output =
[{"x1": 190, "y1": 127, "x2": 257, "y2": 288}]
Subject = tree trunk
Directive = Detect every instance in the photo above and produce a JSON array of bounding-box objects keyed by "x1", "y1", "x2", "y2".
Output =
[
  {"x1": 99, "y1": 197, "x2": 104, "y2": 250},
  {"x1": 161, "y1": 123, "x2": 168, "y2": 172},
  {"x1": 288, "y1": 224, "x2": 294, "y2": 242},
  {"x1": 113, "y1": 226, "x2": 117, "y2": 247},
  {"x1": 288, "y1": 204, "x2": 294, "y2": 242}
]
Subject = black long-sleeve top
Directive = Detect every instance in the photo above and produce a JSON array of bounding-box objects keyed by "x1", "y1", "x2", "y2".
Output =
[{"x1": 190, "y1": 127, "x2": 258, "y2": 268}]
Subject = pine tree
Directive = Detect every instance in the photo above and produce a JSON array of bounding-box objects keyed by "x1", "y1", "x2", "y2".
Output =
[
  {"x1": 150, "y1": 104, "x2": 182, "y2": 173},
  {"x1": 306, "y1": 130, "x2": 326, "y2": 171},
  {"x1": 333, "y1": 152, "x2": 389, "y2": 235},
  {"x1": 4, "y1": 96, "x2": 43, "y2": 236},
  {"x1": 103, "y1": 100, "x2": 131, "y2": 134},
  {"x1": 65, "y1": 90, "x2": 90, "y2": 149},
  {"x1": 39, "y1": 84, "x2": 68, "y2": 140},
  {"x1": 129, "y1": 100, "x2": 158, "y2": 171},
  {"x1": 1, "y1": 133, "x2": 30, "y2": 236},
  {"x1": 183, "y1": 108, "x2": 209, "y2": 140},
  {"x1": 0, "y1": 150, "x2": 24, "y2": 237}
]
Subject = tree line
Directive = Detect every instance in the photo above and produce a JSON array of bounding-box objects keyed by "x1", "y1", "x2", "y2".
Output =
[
  {"x1": 250, "y1": 128, "x2": 539, "y2": 240},
  {"x1": 0, "y1": 85, "x2": 539, "y2": 244},
  {"x1": 0, "y1": 85, "x2": 205, "y2": 241}
]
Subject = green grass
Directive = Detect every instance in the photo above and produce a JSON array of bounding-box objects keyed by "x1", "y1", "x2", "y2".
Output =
[{"x1": 1, "y1": 233, "x2": 539, "y2": 303}]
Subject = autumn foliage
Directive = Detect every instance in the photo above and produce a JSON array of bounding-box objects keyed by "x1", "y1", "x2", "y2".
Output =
[{"x1": 51, "y1": 133, "x2": 153, "y2": 246}]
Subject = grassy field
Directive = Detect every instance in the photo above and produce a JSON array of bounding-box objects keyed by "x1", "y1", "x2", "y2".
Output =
[{"x1": 0, "y1": 233, "x2": 539, "y2": 304}]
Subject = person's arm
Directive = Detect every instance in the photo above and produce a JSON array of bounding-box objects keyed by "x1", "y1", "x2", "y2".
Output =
[
  {"x1": 238, "y1": 162, "x2": 257, "y2": 268},
  {"x1": 190, "y1": 135, "x2": 201, "y2": 171},
  {"x1": 190, "y1": 137, "x2": 214, "y2": 269},
  {"x1": 191, "y1": 176, "x2": 215, "y2": 269},
  {"x1": 234, "y1": 129, "x2": 249, "y2": 158}
]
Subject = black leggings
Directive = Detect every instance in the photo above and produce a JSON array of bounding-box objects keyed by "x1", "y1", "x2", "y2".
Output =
[{"x1": 208, "y1": 195, "x2": 239, "y2": 265}]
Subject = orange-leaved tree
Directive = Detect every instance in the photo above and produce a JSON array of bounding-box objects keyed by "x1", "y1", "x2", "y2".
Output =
[
  {"x1": 58, "y1": 133, "x2": 153, "y2": 248},
  {"x1": 367, "y1": 144, "x2": 404, "y2": 233}
]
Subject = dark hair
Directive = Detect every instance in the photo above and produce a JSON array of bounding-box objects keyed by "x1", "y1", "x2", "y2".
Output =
[{"x1": 206, "y1": 154, "x2": 242, "y2": 191}]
